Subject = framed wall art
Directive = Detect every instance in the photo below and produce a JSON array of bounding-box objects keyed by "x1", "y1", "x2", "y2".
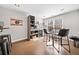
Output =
[{"x1": 10, "y1": 19, "x2": 23, "y2": 26}]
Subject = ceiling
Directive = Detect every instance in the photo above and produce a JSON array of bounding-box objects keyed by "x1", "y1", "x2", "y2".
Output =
[{"x1": 0, "y1": 4, "x2": 79, "y2": 18}]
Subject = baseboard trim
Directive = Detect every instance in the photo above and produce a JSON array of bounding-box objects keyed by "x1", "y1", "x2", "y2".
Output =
[
  {"x1": 12, "y1": 37, "x2": 28, "y2": 43},
  {"x1": 12, "y1": 39, "x2": 27, "y2": 44}
]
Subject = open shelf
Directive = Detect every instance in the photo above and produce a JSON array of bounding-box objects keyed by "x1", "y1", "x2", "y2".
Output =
[{"x1": 0, "y1": 27, "x2": 9, "y2": 32}]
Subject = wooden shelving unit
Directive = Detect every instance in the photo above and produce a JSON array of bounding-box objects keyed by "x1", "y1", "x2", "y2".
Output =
[{"x1": 27, "y1": 15, "x2": 38, "y2": 40}]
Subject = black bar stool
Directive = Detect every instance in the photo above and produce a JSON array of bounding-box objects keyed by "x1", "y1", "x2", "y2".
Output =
[
  {"x1": 52, "y1": 29, "x2": 71, "y2": 53},
  {"x1": 0, "y1": 34, "x2": 12, "y2": 55},
  {"x1": 43, "y1": 29, "x2": 51, "y2": 46},
  {"x1": 0, "y1": 39, "x2": 8, "y2": 55}
]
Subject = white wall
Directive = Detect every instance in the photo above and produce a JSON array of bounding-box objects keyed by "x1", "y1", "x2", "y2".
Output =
[
  {"x1": 53, "y1": 10, "x2": 79, "y2": 36},
  {"x1": 0, "y1": 7, "x2": 29, "y2": 42}
]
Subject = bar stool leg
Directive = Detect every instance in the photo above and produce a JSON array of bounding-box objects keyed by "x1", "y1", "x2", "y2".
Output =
[
  {"x1": 52, "y1": 35, "x2": 54, "y2": 46},
  {"x1": 67, "y1": 36, "x2": 71, "y2": 53},
  {"x1": 5, "y1": 35, "x2": 11, "y2": 54}
]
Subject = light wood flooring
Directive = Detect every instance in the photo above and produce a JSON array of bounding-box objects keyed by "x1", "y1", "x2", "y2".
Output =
[{"x1": 11, "y1": 37, "x2": 79, "y2": 55}]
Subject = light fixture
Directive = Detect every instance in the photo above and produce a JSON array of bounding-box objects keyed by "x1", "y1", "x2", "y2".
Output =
[
  {"x1": 14, "y1": 4, "x2": 20, "y2": 7},
  {"x1": 60, "y1": 8, "x2": 64, "y2": 11},
  {"x1": 43, "y1": 16, "x2": 45, "y2": 17}
]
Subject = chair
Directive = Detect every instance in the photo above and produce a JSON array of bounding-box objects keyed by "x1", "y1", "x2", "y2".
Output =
[
  {"x1": 52, "y1": 29, "x2": 71, "y2": 53},
  {"x1": 43, "y1": 29, "x2": 51, "y2": 45}
]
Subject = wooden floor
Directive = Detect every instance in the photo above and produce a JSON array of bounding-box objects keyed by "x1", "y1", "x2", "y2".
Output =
[{"x1": 11, "y1": 37, "x2": 79, "y2": 55}]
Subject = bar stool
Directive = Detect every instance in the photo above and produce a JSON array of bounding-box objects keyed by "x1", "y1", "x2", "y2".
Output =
[
  {"x1": 43, "y1": 29, "x2": 51, "y2": 46},
  {"x1": 0, "y1": 39, "x2": 8, "y2": 55},
  {"x1": 52, "y1": 29, "x2": 71, "y2": 53},
  {"x1": 0, "y1": 34, "x2": 12, "y2": 55}
]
